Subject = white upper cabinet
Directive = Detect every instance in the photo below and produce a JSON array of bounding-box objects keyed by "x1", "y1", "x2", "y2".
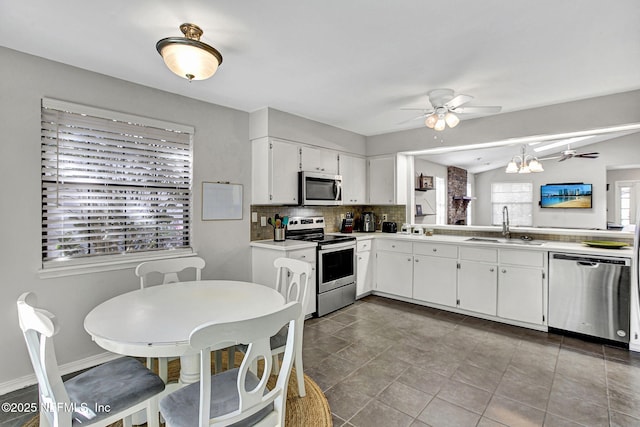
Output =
[
  {"x1": 300, "y1": 145, "x2": 338, "y2": 175},
  {"x1": 368, "y1": 155, "x2": 408, "y2": 205},
  {"x1": 339, "y1": 154, "x2": 367, "y2": 204},
  {"x1": 252, "y1": 138, "x2": 300, "y2": 205}
]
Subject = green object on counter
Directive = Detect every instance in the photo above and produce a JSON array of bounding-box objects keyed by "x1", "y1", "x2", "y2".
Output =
[{"x1": 582, "y1": 241, "x2": 629, "y2": 249}]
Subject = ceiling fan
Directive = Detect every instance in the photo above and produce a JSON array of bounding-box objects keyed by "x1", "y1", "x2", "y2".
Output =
[
  {"x1": 539, "y1": 145, "x2": 600, "y2": 162},
  {"x1": 401, "y1": 88, "x2": 502, "y2": 131}
]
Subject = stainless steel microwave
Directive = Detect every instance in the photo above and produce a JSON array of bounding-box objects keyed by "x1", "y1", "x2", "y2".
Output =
[{"x1": 299, "y1": 171, "x2": 343, "y2": 205}]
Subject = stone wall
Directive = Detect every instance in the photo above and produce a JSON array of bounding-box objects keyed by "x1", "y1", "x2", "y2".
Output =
[{"x1": 447, "y1": 166, "x2": 469, "y2": 225}]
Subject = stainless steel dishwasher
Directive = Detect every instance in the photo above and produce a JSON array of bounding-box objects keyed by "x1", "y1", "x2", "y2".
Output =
[{"x1": 549, "y1": 252, "x2": 631, "y2": 345}]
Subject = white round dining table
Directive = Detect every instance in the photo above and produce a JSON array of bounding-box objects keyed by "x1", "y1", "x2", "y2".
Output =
[{"x1": 84, "y1": 280, "x2": 285, "y2": 384}]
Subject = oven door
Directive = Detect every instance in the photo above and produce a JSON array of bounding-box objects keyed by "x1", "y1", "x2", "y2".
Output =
[
  {"x1": 299, "y1": 171, "x2": 342, "y2": 206},
  {"x1": 317, "y1": 241, "x2": 356, "y2": 293}
]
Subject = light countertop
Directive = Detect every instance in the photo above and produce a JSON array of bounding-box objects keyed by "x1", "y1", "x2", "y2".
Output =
[
  {"x1": 250, "y1": 239, "x2": 317, "y2": 251},
  {"x1": 330, "y1": 231, "x2": 634, "y2": 258}
]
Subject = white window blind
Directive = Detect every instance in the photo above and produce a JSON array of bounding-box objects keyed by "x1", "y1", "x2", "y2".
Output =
[
  {"x1": 41, "y1": 99, "x2": 194, "y2": 264},
  {"x1": 491, "y1": 182, "x2": 533, "y2": 226}
]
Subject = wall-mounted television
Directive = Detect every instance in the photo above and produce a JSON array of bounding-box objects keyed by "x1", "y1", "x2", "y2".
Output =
[{"x1": 540, "y1": 183, "x2": 592, "y2": 208}]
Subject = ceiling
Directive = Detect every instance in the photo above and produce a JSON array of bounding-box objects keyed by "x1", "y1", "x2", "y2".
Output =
[{"x1": 1, "y1": 1, "x2": 639, "y2": 138}]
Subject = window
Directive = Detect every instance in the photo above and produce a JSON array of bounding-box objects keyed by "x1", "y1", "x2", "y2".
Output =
[
  {"x1": 491, "y1": 182, "x2": 533, "y2": 226},
  {"x1": 41, "y1": 99, "x2": 194, "y2": 265}
]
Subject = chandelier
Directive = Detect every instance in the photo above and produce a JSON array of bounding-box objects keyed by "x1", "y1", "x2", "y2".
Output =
[
  {"x1": 505, "y1": 145, "x2": 544, "y2": 173},
  {"x1": 156, "y1": 23, "x2": 223, "y2": 82}
]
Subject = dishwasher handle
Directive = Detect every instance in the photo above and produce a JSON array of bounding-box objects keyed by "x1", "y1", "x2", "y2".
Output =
[
  {"x1": 551, "y1": 252, "x2": 630, "y2": 266},
  {"x1": 577, "y1": 261, "x2": 599, "y2": 268}
]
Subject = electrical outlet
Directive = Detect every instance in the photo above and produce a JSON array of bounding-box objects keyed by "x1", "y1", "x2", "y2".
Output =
[
  {"x1": 251, "y1": 212, "x2": 258, "y2": 222},
  {"x1": 260, "y1": 216, "x2": 267, "y2": 226},
  {"x1": 382, "y1": 214, "x2": 388, "y2": 221}
]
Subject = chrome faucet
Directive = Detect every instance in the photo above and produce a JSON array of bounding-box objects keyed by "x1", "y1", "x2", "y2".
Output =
[{"x1": 502, "y1": 206, "x2": 511, "y2": 239}]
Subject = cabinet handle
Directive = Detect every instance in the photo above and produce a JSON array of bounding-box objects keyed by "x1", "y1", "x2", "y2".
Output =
[
  {"x1": 415, "y1": 259, "x2": 419, "y2": 262},
  {"x1": 502, "y1": 269, "x2": 507, "y2": 273},
  {"x1": 358, "y1": 256, "x2": 362, "y2": 260},
  {"x1": 408, "y1": 258, "x2": 412, "y2": 262},
  {"x1": 489, "y1": 268, "x2": 495, "y2": 272},
  {"x1": 391, "y1": 245, "x2": 396, "y2": 248},
  {"x1": 432, "y1": 248, "x2": 437, "y2": 252},
  {"x1": 300, "y1": 255, "x2": 306, "y2": 259}
]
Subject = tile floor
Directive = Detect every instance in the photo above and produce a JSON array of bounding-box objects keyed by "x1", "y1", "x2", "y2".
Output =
[
  {"x1": 303, "y1": 296, "x2": 640, "y2": 427},
  {"x1": 4, "y1": 294, "x2": 640, "y2": 427}
]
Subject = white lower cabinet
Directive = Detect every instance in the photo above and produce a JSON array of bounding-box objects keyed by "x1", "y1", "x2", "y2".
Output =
[
  {"x1": 373, "y1": 239, "x2": 548, "y2": 329},
  {"x1": 458, "y1": 261, "x2": 498, "y2": 316},
  {"x1": 497, "y1": 250, "x2": 546, "y2": 326},
  {"x1": 375, "y1": 240, "x2": 413, "y2": 298},
  {"x1": 356, "y1": 239, "x2": 373, "y2": 297},
  {"x1": 251, "y1": 246, "x2": 317, "y2": 316},
  {"x1": 413, "y1": 243, "x2": 458, "y2": 307}
]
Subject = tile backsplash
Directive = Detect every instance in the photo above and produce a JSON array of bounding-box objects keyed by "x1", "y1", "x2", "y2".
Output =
[{"x1": 250, "y1": 205, "x2": 406, "y2": 240}]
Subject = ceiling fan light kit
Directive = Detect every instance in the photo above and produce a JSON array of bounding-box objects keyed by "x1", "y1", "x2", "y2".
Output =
[
  {"x1": 405, "y1": 88, "x2": 501, "y2": 131},
  {"x1": 156, "y1": 23, "x2": 223, "y2": 81}
]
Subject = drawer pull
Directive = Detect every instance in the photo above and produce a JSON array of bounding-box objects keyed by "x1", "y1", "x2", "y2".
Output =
[
  {"x1": 432, "y1": 248, "x2": 437, "y2": 252},
  {"x1": 489, "y1": 268, "x2": 495, "y2": 272},
  {"x1": 502, "y1": 269, "x2": 507, "y2": 273}
]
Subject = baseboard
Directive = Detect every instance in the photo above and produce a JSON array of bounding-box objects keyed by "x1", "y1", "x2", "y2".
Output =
[{"x1": 0, "y1": 352, "x2": 121, "y2": 396}]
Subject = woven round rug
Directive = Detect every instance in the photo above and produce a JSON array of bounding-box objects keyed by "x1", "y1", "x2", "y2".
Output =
[{"x1": 22, "y1": 352, "x2": 331, "y2": 427}]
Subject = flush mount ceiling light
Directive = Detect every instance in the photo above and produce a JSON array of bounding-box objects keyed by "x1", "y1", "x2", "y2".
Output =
[
  {"x1": 505, "y1": 145, "x2": 544, "y2": 174},
  {"x1": 156, "y1": 23, "x2": 223, "y2": 82}
]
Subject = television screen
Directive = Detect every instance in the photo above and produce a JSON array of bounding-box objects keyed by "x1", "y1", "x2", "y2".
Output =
[{"x1": 540, "y1": 183, "x2": 592, "y2": 208}]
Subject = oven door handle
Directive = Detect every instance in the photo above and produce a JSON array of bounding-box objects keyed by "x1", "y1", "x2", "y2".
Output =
[{"x1": 319, "y1": 241, "x2": 356, "y2": 251}]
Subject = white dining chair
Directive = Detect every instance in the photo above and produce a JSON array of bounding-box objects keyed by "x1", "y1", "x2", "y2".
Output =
[
  {"x1": 159, "y1": 301, "x2": 301, "y2": 427},
  {"x1": 135, "y1": 257, "x2": 206, "y2": 289},
  {"x1": 135, "y1": 257, "x2": 229, "y2": 378},
  {"x1": 16, "y1": 292, "x2": 165, "y2": 427},
  {"x1": 237, "y1": 257, "x2": 311, "y2": 397}
]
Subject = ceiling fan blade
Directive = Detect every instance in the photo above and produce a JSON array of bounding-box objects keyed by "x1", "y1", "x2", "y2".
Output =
[
  {"x1": 451, "y1": 105, "x2": 502, "y2": 114},
  {"x1": 537, "y1": 155, "x2": 561, "y2": 161},
  {"x1": 444, "y1": 94, "x2": 473, "y2": 110},
  {"x1": 397, "y1": 113, "x2": 428, "y2": 125},
  {"x1": 400, "y1": 107, "x2": 432, "y2": 111},
  {"x1": 575, "y1": 152, "x2": 600, "y2": 158}
]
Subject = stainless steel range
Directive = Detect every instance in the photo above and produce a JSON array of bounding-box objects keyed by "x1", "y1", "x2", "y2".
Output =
[{"x1": 286, "y1": 216, "x2": 356, "y2": 316}]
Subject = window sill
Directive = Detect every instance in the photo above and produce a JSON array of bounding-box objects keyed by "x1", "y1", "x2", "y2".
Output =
[{"x1": 38, "y1": 249, "x2": 197, "y2": 279}]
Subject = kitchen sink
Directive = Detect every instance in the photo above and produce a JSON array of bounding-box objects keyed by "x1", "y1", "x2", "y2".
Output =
[{"x1": 465, "y1": 237, "x2": 545, "y2": 246}]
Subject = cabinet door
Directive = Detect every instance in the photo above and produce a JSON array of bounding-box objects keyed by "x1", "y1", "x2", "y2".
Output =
[
  {"x1": 270, "y1": 140, "x2": 300, "y2": 204},
  {"x1": 498, "y1": 266, "x2": 544, "y2": 325},
  {"x1": 300, "y1": 145, "x2": 338, "y2": 174},
  {"x1": 356, "y1": 250, "x2": 372, "y2": 297},
  {"x1": 458, "y1": 261, "x2": 497, "y2": 315},
  {"x1": 368, "y1": 157, "x2": 395, "y2": 204},
  {"x1": 376, "y1": 251, "x2": 413, "y2": 298},
  {"x1": 288, "y1": 248, "x2": 317, "y2": 316},
  {"x1": 413, "y1": 255, "x2": 457, "y2": 307},
  {"x1": 340, "y1": 154, "x2": 367, "y2": 204}
]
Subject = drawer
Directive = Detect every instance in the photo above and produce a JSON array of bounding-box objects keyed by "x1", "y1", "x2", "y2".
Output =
[
  {"x1": 357, "y1": 240, "x2": 372, "y2": 252},
  {"x1": 500, "y1": 249, "x2": 544, "y2": 267},
  {"x1": 460, "y1": 246, "x2": 498, "y2": 263},
  {"x1": 377, "y1": 239, "x2": 412, "y2": 253},
  {"x1": 288, "y1": 248, "x2": 316, "y2": 263},
  {"x1": 413, "y1": 242, "x2": 458, "y2": 258}
]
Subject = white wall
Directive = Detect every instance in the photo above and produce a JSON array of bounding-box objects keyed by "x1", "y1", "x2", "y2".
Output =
[
  {"x1": 473, "y1": 134, "x2": 640, "y2": 228},
  {"x1": 413, "y1": 159, "x2": 447, "y2": 225},
  {"x1": 0, "y1": 47, "x2": 250, "y2": 388}
]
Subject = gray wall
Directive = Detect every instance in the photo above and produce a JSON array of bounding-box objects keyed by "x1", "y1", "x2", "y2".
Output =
[
  {"x1": 250, "y1": 107, "x2": 367, "y2": 154},
  {"x1": 366, "y1": 90, "x2": 640, "y2": 156},
  {"x1": 0, "y1": 47, "x2": 250, "y2": 387}
]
